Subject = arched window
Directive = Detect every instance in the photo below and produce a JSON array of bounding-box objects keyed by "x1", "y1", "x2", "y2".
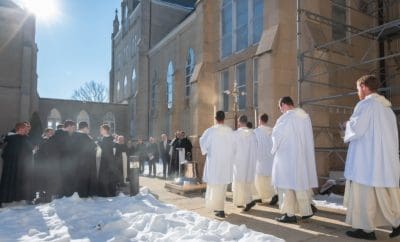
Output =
[
  {"x1": 47, "y1": 108, "x2": 62, "y2": 129},
  {"x1": 185, "y1": 48, "x2": 195, "y2": 97},
  {"x1": 76, "y1": 110, "x2": 90, "y2": 128},
  {"x1": 132, "y1": 68, "x2": 137, "y2": 94},
  {"x1": 103, "y1": 112, "x2": 116, "y2": 134},
  {"x1": 167, "y1": 61, "x2": 174, "y2": 109},
  {"x1": 124, "y1": 75, "x2": 128, "y2": 97}
]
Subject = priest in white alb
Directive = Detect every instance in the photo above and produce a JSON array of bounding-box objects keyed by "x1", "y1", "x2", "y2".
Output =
[
  {"x1": 343, "y1": 75, "x2": 400, "y2": 240},
  {"x1": 232, "y1": 115, "x2": 258, "y2": 212},
  {"x1": 200, "y1": 111, "x2": 234, "y2": 218},
  {"x1": 254, "y1": 113, "x2": 278, "y2": 205},
  {"x1": 271, "y1": 96, "x2": 318, "y2": 223}
]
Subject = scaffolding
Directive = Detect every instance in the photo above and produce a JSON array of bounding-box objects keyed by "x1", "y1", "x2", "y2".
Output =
[{"x1": 296, "y1": 0, "x2": 400, "y2": 181}]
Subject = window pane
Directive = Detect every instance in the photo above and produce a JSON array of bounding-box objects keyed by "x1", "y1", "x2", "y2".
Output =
[
  {"x1": 167, "y1": 62, "x2": 174, "y2": 109},
  {"x1": 253, "y1": 0, "x2": 264, "y2": 43},
  {"x1": 221, "y1": 1, "x2": 232, "y2": 57},
  {"x1": 236, "y1": 63, "x2": 246, "y2": 110},
  {"x1": 332, "y1": 0, "x2": 346, "y2": 40},
  {"x1": 236, "y1": 0, "x2": 248, "y2": 51},
  {"x1": 221, "y1": 71, "x2": 230, "y2": 112}
]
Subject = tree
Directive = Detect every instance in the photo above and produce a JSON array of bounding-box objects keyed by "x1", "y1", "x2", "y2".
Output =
[{"x1": 71, "y1": 80, "x2": 108, "y2": 103}]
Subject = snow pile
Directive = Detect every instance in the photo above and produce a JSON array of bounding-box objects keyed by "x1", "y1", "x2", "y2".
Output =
[
  {"x1": 313, "y1": 193, "x2": 346, "y2": 213},
  {"x1": 0, "y1": 188, "x2": 283, "y2": 242}
]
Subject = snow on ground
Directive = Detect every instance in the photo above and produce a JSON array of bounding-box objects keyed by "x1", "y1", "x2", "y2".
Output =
[
  {"x1": 0, "y1": 188, "x2": 283, "y2": 242},
  {"x1": 313, "y1": 193, "x2": 346, "y2": 213}
]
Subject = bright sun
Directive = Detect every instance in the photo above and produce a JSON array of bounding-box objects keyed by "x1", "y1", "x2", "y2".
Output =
[{"x1": 21, "y1": 0, "x2": 60, "y2": 21}]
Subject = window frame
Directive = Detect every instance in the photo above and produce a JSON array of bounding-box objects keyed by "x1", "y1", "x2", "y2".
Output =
[{"x1": 235, "y1": 62, "x2": 247, "y2": 111}]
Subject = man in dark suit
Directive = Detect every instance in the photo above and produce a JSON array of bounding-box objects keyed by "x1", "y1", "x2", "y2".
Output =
[{"x1": 159, "y1": 134, "x2": 171, "y2": 179}]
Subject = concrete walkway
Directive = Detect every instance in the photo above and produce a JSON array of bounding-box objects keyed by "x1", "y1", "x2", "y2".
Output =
[{"x1": 140, "y1": 176, "x2": 398, "y2": 242}]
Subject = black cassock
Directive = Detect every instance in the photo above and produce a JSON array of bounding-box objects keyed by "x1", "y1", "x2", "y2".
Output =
[
  {"x1": 33, "y1": 137, "x2": 55, "y2": 199},
  {"x1": 0, "y1": 134, "x2": 34, "y2": 204},
  {"x1": 97, "y1": 136, "x2": 118, "y2": 197},
  {"x1": 47, "y1": 130, "x2": 76, "y2": 197},
  {"x1": 115, "y1": 143, "x2": 127, "y2": 184},
  {"x1": 73, "y1": 132, "x2": 97, "y2": 198}
]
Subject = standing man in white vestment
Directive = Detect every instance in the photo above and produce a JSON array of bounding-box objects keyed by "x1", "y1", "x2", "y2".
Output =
[
  {"x1": 254, "y1": 113, "x2": 278, "y2": 205},
  {"x1": 200, "y1": 111, "x2": 234, "y2": 218},
  {"x1": 232, "y1": 115, "x2": 258, "y2": 212},
  {"x1": 271, "y1": 96, "x2": 318, "y2": 223},
  {"x1": 343, "y1": 75, "x2": 400, "y2": 240}
]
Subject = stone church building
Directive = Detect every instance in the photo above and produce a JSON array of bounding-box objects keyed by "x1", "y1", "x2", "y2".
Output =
[
  {"x1": 0, "y1": 0, "x2": 128, "y2": 138},
  {"x1": 110, "y1": 0, "x2": 400, "y2": 184}
]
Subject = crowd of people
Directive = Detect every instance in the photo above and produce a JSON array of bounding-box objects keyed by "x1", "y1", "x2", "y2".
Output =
[
  {"x1": 0, "y1": 119, "x2": 193, "y2": 207},
  {"x1": 200, "y1": 75, "x2": 400, "y2": 240}
]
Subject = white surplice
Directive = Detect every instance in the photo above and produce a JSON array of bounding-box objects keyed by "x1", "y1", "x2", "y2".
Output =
[
  {"x1": 344, "y1": 93, "x2": 400, "y2": 187},
  {"x1": 271, "y1": 108, "x2": 318, "y2": 191},
  {"x1": 232, "y1": 127, "x2": 258, "y2": 206},
  {"x1": 254, "y1": 125, "x2": 276, "y2": 202},
  {"x1": 200, "y1": 124, "x2": 234, "y2": 185},
  {"x1": 254, "y1": 125, "x2": 274, "y2": 176},
  {"x1": 233, "y1": 127, "x2": 258, "y2": 183}
]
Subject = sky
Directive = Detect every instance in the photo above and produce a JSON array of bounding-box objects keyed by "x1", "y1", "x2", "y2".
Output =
[{"x1": 16, "y1": 0, "x2": 121, "y2": 99}]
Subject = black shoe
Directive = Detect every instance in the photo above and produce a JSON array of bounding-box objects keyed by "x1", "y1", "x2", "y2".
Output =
[
  {"x1": 276, "y1": 214, "x2": 297, "y2": 223},
  {"x1": 346, "y1": 229, "x2": 377, "y2": 240},
  {"x1": 311, "y1": 204, "x2": 318, "y2": 214},
  {"x1": 390, "y1": 225, "x2": 400, "y2": 238},
  {"x1": 237, "y1": 205, "x2": 244, "y2": 208},
  {"x1": 243, "y1": 200, "x2": 256, "y2": 212},
  {"x1": 269, "y1": 195, "x2": 278, "y2": 206},
  {"x1": 215, "y1": 211, "x2": 225, "y2": 218}
]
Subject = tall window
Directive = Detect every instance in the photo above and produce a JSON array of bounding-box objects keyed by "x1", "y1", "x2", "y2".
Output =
[
  {"x1": 236, "y1": 0, "x2": 248, "y2": 51},
  {"x1": 252, "y1": 0, "x2": 264, "y2": 44},
  {"x1": 253, "y1": 58, "x2": 259, "y2": 108},
  {"x1": 167, "y1": 61, "x2": 174, "y2": 109},
  {"x1": 185, "y1": 48, "x2": 195, "y2": 97},
  {"x1": 220, "y1": 70, "x2": 230, "y2": 112},
  {"x1": 77, "y1": 110, "x2": 90, "y2": 127},
  {"x1": 221, "y1": 0, "x2": 264, "y2": 58},
  {"x1": 124, "y1": 76, "x2": 128, "y2": 97},
  {"x1": 221, "y1": 0, "x2": 233, "y2": 57},
  {"x1": 47, "y1": 108, "x2": 62, "y2": 129},
  {"x1": 236, "y1": 62, "x2": 246, "y2": 110},
  {"x1": 131, "y1": 68, "x2": 136, "y2": 94},
  {"x1": 332, "y1": 0, "x2": 347, "y2": 40},
  {"x1": 151, "y1": 72, "x2": 157, "y2": 111},
  {"x1": 116, "y1": 81, "x2": 121, "y2": 101},
  {"x1": 103, "y1": 112, "x2": 116, "y2": 134}
]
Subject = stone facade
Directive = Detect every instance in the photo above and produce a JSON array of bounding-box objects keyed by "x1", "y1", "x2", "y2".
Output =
[
  {"x1": 0, "y1": 0, "x2": 39, "y2": 134},
  {"x1": 110, "y1": 0, "x2": 400, "y2": 184}
]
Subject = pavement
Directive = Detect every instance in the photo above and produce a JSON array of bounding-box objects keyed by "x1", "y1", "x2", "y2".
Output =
[{"x1": 139, "y1": 176, "x2": 400, "y2": 242}]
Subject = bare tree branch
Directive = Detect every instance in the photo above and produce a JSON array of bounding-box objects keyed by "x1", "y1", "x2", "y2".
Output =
[{"x1": 71, "y1": 80, "x2": 108, "y2": 103}]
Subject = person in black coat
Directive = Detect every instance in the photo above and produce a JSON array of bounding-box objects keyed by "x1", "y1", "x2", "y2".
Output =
[
  {"x1": 159, "y1": 134, "x2": 171, "y2": 179},
  {"x1": 73, "y1": 122, "x2": 98, "y2": 198},
  {"x1": 97, "y1": 124, "x2": 118, "y2": 197},
  {"x1": 0, "y1": 123, "x2": 34, "y2": 206},
  {"x1": 147, "y1": 137, "x2": 159, "y2": 177},
  {"x1": 135, "y1": 138, "x2": 148, "y2": 175},
  {"x1": 180, "y1": 131, "x2": 193, "y2": 161},
  {"x1": 33, "y1": 128, "x2": 55, "y2": 202},
  {"x1": 114, "y1": 135, "x2": 128, "y2": 184},
  {"x1": 169, "y1": 131, "x2": 181, "y2": 177},
  {"x1": 47, "y1": 120, "x2": 77, "y2": 197}
]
